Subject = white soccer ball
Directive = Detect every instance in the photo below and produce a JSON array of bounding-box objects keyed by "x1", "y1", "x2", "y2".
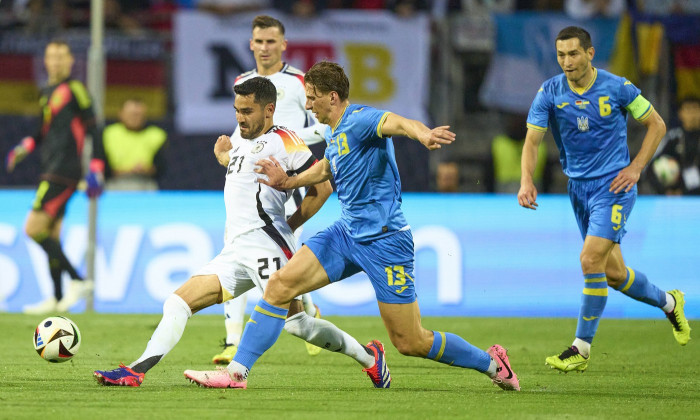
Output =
[
  {"x1": 33, "y1": 316, "x2": 81, "y2": 363},
  {"x1": 652, "y1": 155, "x2": 680, "y2": 187}
]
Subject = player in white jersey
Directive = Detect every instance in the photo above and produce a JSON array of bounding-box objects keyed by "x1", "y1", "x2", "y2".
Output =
[
  {"x1": 93, "y1": 77, "x2": 381, "y2": 388},
  {"x1": 213, "y1": 15, "x2": 328, "y2": 363}
]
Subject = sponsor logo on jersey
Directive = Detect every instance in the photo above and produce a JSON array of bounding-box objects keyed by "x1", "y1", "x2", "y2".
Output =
[
  {"x1": 577, "y1": 116, "x2": 589, "y2": 132},
  {"x1": 575, "y1": 100, "x2": 590, "y2": 109},
  {"x1": 556, "y1": 102, "x2": 569, "y2": 109}
]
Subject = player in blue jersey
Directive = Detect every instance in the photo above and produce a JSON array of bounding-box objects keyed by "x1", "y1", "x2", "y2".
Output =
[
  {"x1": 183, "y1": 61, "x2": 521, "y2": 391},
  {"x1": 518, "y1": 26, "x2": 691, "y2": 373}
]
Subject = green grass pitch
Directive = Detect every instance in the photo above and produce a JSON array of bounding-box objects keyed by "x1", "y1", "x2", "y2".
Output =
[{"x1": 2, "y1": 313, "x2": 697, "y2": 419}]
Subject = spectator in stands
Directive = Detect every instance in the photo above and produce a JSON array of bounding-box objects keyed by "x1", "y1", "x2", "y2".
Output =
[
  {"x1": 102, "y1": 98, "x2": 168, "y2": 190},
  {"x1": 273, "y1": 0, "x2": 326, "y2": 17},
  {"x1": 144, "y1": 0, "x2": 179, "y2": 33},
  {"x1": 197, "y1": 0, "x2": 269, "y2": 15},
  {"x1": 436, "y1": 161, "x2": 461, "y2": 192},
  {"x1": 564, "y1": 0, "x2": 626, "y2": 19},
  {"x1": 648, "y1": 96, "x2": 700, "y2": 195},
  {"x1": 492, "y1": 112, "x2": 547, "y2": 193},
  {"x1": 105, "y1": 0, "x2": 146, "y2": 36},
  {"x1": 633, "y1": 0, "x2": 700, "y2": 14},
  {"x1": 15, "y1": 0, "x2": 69, "y2": 34},
  {"x1": 390, "y1": 0, "x2": 430, "y2": 16}
]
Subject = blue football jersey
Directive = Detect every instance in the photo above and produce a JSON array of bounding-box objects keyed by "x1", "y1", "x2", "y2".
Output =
[
  {"x1": 527, "y1": 68, "x2": 653, "y2": 179},
  {"x1": 324, "y1": 104, "x2": 408, "y2": 241}
]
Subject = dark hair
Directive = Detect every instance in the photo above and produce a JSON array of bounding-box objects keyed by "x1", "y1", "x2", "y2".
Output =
[
  {"x1": 305, "y1": 61, "x2": 350, "y2": 101},
  {"x1": 679, "y1": 96, "x2": 700, "y2": 107},
  {"x1": 121, "y1": 97, "x2": 145, "y2": 107},
  {"x1": 233, "y1": 77, "x2": 277, "y2": 107},
  {"x1": 555, "y1": 26, "x2": 593, "y2": 51},
  {"x1": 46, "y1": 39, "x2": 72, "y2": 54},
  {"x1": 252, "y1": 15, "x2": 285, "y2": 35}
]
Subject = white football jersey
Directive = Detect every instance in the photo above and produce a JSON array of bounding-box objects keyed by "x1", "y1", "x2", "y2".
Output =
[
  {"x1": 232, "y1": 63, "x2": 328, "y2": 218},
  {"x1": 223, "y1": 125, "x2": 316, "y2": 244}
]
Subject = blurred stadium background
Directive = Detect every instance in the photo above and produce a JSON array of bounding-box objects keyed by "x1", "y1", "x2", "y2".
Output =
[{"x1": 0, "y1": 1, "x2": 698, "y2": 318}]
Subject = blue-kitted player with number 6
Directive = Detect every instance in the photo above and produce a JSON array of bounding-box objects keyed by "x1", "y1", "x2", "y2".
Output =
[{"x1": 519, "y1": 26, "x2": 691, "y2": 373}]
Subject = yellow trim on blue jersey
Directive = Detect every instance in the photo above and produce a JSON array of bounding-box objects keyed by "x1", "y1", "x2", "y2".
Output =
[
  {"x1": 254, "y1": 305, "x2": 286, "y2": 319},
  {"x1": 432, "y1": 331, "x2": 447, "y2": 361},
  {"x1": 332, "y1": 105, "x2": 350, "y2": 134},
  {"x1": 583, "y1": 288, "x2": 609, "y2": 296},
  {"x1": 621, "y1": 267, "x2": 636, "y2": 292},
  {"x1": 376, "y1": 111, "x2": 391, "y2": 138},
  {"x1": 527, "y1": 123, "x2": 547, "y2": 133},
  {"x1": 568, "y1": 68, "x2": 597, "y2": 95}
]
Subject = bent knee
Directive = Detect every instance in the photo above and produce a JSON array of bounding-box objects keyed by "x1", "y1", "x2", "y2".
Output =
[
  {"x1": 264, "y1": 273, "x2": 298, "y2": 305},
  {"x1": 25, "y1": 224, "x2": 45, "y2": 241},
  {"x1": 579, "y1": 253, "x2": 605, "y2": 273}
]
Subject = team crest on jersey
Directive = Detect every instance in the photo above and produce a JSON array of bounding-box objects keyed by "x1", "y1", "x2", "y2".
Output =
[
  {"x1": 577, "y1": 116, "x2": 589, "y2": 132},
  {"x1": 277, "y1": 88, "x2": 285, "y2": 101},
  {"x1": 251, "y1": 141, "x2": 266, "y2": 153},
  {"x1": 575, "y1": 100, "x2": 590, "y2": 109}
]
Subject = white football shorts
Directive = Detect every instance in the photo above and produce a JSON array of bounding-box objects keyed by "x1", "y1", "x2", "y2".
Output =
[{"x1": 194, "y1": 226, "x2": 299, "y2": 300}]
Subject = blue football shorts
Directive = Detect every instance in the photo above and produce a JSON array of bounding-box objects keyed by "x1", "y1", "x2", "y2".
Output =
[
  {"x1": 305, "y1": 220, "x2": 417, "y2": 304},
  {"x1": 568, "y1": 172, "x2": 637, "y2": 243}
]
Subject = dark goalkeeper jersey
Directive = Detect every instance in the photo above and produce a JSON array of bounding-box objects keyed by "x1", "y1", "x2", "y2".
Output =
[{"x1": 35, "y1": 77, "x2": 101, "y2": 185}]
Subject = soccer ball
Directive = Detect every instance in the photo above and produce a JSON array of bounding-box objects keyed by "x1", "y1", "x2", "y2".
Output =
[
  {"x1": 33, "y1": 316, "x2": 81, "y2": 363},
  {"x1": 652, "y1": 155, "x2": 680, "y2": 187}
]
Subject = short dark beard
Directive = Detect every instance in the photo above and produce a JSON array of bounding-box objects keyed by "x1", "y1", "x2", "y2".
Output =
[{"x1": 241, "y1": 121, "x2": 264, "y2": 139}]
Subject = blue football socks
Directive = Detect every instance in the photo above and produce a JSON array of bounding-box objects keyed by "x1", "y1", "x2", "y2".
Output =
[
  {"x1": 426, "y1": 331, "x2": 491, "y2": 372},
  {"x1": 575, "y1": 273, "x2": 608, "y2": 344},
  {"x1": 614, "y1": 267, "x2": 667, "y2": 308},
  {"x1": 232, "y1": 298, "x2": 288, "y2": 370}
]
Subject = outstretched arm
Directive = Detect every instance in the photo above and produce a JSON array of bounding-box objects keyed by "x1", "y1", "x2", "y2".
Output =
[
  {"x1": 286, "y1": 179, "x2": 333, "y2": 232},
  {"x1": 214, "y1": 135, "x2": 232, "y2": 167},
  {"x1": 518, "y1": 128, "x2": 545, "y2": 210},
  {"x1": 609, "y1": 109, "x2": 666, "y2": 194},
  {"x1": 256, "y1": 157, "x2": 332, "y2": 191},
  {"x1": 380, "y1": 113, "x2": 455, "y2": 150}
]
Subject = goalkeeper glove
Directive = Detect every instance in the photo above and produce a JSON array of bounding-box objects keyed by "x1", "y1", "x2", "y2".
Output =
[
  {"x1": 86, "y1": 159, "x2": 105, "y2": 198},
  {"x1": 6, "y1": 136, "x2": 35, "y2": 172}
]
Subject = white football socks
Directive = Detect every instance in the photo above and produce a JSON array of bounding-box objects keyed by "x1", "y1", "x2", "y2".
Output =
[
  {"x1": 486, "y1": 358, "x2": 498, "y2": 378},
  {"x1": 284, "y1": 312, "x2": 375, "y2": 368},
  {"x1": 301, "y1": 293, "x2": 317, "y2": 317},
  {"x1": 572, "y1": 338, "x2": 591, "y2": 358},
  {"x1": 223, "y1": 294, "x2": 247, "y2": 346},
  {"x1": 662, "y1": 292, "x2": 675, "y2": 313},
  {"x1": 131, "y1": 294, "x2": 192, "y2": 368}
]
